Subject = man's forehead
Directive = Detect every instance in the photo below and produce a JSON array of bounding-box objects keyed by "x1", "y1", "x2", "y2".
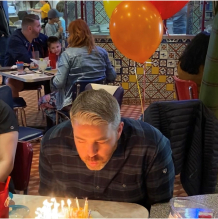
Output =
[{"x1": 33, "y1": 20, "x2": 40, "y2": 26}]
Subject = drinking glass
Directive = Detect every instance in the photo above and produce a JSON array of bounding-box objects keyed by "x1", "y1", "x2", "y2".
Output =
[
  {"x1": 38, "y1": 60, "x2": 47, "y2": 75},
  {"x1": 169, "y1": 197, "x2": 217, "y2": 218},
  {"x1": 16, "y1": 62, "x2": 24, "y2": 73}
]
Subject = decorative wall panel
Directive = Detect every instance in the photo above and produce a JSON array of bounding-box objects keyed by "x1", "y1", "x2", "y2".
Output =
[{"x1": 95, "y1": 37, "x2": 193, "y2": 105}]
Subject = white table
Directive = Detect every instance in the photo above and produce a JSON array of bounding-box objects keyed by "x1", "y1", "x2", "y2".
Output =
[
  {"x1": 12, "y1": 194, "x2": 149, "y2": 218},
  {"x1": 0, "y1": 70, "x2": 56, "y2": 83}
]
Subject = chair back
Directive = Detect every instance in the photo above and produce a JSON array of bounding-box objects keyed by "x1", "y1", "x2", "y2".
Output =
[
  {"x1": 173, "y1": 76, "x2": 198, "y2": 100},
  {"x1": 71, "y1": 76, "x2": 106, "y2": 101},
  {"x1": 0, "y1": 85, "x2": 13, "y2": 108},
  {"x1": 85, "y1": 84, "x2": 124, "y2": 108},
  {"x1": 10, "y1": 142, "x2": 33, "y2": 194}
]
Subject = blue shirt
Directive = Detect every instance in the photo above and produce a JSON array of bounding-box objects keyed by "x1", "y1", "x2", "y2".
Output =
[
  {"x1": 4, "y1": 29, "x2": 48, "y2": 66},
  {"x1": 39, "y1": 118, "x2": 175, "y2": 210},
  {"x1": 50, "y1": 46, "x2": 116, "y2": 110}
]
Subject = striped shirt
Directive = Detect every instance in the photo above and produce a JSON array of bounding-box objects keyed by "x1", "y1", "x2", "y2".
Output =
[{"x1": 39, "y1": 118, "x2": 175, "y2": 210}]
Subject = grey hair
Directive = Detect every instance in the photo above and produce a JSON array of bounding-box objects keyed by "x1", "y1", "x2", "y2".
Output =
[{"x1": 70, "y1": 89, "x2": 120, "y2": 128}]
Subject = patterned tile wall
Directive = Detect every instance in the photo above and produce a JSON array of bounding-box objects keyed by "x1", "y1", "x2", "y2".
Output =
[{"x1": 95, "y1": 37, "x2": 193, "y2": 105}]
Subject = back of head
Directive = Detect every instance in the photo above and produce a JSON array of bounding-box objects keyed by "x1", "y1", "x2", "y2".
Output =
[
  {"x1": 67, "y1": 19, "x2": 95, "y2": 54},
  {"x1": 56, "y1": 1, "x2": 64, "y2": 13},
  {"x1": 47, "y1": 36, "x2": 59, "y2": 47},
  {"x1": 179, "y1": 31, "x2": 210, "y2": 74},
  {"x1": 70, "y1": 89, "x2": 120, "y2": 129},
  {"x1": 22, "y1": 14, "x2": 39, "y2": 30}
]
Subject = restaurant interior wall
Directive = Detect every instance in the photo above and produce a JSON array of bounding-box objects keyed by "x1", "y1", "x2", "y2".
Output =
[{"x1": 4, "y1": 1, "x2": 214, "y2": 104}]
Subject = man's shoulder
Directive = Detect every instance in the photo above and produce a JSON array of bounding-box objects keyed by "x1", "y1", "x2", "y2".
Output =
[
  {"x1": 0, "y1": 100, "x2": 19, "y2": 134},
  {"x1": 122, "y1": 117, "x2": 164, "y2": 145},
  {"x1": 37, "y1": 33, "x2": 48, "y2": 43},
  {"x1": 42, "y1": 120, "x2": 73, "y2": 147},
  {"x1": 8, "y1": 29, "x2": 23, "y2": 43}
]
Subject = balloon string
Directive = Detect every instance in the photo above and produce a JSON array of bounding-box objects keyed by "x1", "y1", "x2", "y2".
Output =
[
  {"x1": 134, "y1": 63, "x2": 144, "y2": 117},
  {"x1": 142, "y1": 62, "x2": 147, "y2": 121},
  {"x1": 163, "y1": 23, "x2": 170, "y2": 36}
]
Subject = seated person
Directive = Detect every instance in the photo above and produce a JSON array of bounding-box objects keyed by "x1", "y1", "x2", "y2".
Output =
[
  {"x1": 39, "y1": 89, "x2": 175, "y2": 211},
  {"x1": 177, "y1": 31, "x2": 210, "y2": 94},
  {"x1": 39, "y1": 19, "x2": 116, "y2": 124},
  {"x1": 47, "y1": 36, "x2": 62, "y2": 69},
  {"x1": 0, "y1": 100, "x2": 18, "y2": 183},
  {"x1": 45, "y1": 9, "x2": 63, "y2": 39},
  {"x1": 4, "y1": 14, "x2": 48, "y2": 97}
]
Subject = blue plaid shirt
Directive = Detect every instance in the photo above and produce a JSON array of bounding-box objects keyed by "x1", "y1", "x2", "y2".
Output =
[{"x1": 39, "y1": 118, "x2": 175, "y2": 210}]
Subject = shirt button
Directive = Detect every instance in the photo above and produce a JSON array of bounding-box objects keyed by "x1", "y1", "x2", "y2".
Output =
[
  {"x1": 96, "y1": 186, "x2": 99, "y2": 189},
  {"x1": 10, "y1": 126, "x2": 14, "y2": 130},
  {"x1": 163, "y1": 168, "x2": 168, "y2": 174},
  {"x1": 122, "y1": 184, "x2": 126, "y2": 188}
]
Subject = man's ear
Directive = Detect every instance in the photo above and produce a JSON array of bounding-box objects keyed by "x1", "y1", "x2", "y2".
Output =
[
  {"x1": 27, "y1": 25, "x2": 32, "y2": 32},
  {"x1": 117, "y1": 122, "x2": 124, "y2": 140}
]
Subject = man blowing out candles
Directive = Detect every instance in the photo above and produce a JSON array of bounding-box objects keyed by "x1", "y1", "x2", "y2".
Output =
[{"x1": 39, "y1": 89, "x2": 175, "y2": 211}]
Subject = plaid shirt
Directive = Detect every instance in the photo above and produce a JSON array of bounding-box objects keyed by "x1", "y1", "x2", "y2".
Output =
[{"x1": 39, "y1": 118, "x2": 175, "y2": 209}]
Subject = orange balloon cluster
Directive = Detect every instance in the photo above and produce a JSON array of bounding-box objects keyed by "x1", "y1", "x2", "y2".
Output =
[{"x1": 109, "y1": 1, "x2": 163, "y2": 63}]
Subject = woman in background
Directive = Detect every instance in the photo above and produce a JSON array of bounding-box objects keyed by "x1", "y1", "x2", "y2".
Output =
[
  {"x1": 30, "y1": 1, "x2": 51, "y2": 21},
  {"x1": 39, "y1": 19, "x2": 116, "y2": 124},
  {"x1": 177, "y1": 31, "x2": 210, "y2": 94}
]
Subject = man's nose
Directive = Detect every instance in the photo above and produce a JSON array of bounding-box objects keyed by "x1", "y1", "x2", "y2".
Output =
[{"x1": 87, "y1": 144, "x2": 98, "y2": 157}]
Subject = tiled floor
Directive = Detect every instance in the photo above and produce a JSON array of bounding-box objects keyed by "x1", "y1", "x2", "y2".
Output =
[{"x1": 13, "y1": 88, "x2": 187, "y2": 198}]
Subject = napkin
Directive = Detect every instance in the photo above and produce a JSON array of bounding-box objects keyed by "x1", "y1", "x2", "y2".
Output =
[
  {"x1": 31, "y1": 57, "x2": 50, "y2": 66},
  {"x1": 11, "y1": 65, "x2": 17, "y2": 69}
]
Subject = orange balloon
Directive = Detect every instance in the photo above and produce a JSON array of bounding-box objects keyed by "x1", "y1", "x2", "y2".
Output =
[{"x1": 109, "y1": 1, "x2": 163, "y2": 63}]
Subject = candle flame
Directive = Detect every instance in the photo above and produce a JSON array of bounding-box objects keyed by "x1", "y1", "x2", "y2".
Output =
[
  {"x1": 35, "y1": 197, "x2": 91, "y2": 218},
  {"x1": 67, "y1": 199, "x2": 71, "y2": 208},
  {"x1": 76, "y1": 197, "x2": 80, "y2": 210},
  {"x1": 51, "y1": 198, "x2": 56, "y2": 202}
]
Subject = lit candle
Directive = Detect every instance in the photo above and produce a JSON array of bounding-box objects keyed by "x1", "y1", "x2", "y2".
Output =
[
  {"x1": 83, "y1": 198, "x2": 88, "y2": 218},
  {"x1": 75, "y1": 197, "x2": 80, "y2": 210},
  {"x1": 67, "y1": 198, "x2": 71, "y2": 217},
  {"x1": 61, "y1": 200, "x2": 65, "y2": 213},
  {"x1": 67, "y1": 199, "x2": 71, "y2": 209}
]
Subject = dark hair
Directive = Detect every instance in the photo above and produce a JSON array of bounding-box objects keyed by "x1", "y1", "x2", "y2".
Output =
[
  {"x1": 45, "y1": 1, "x2": 52, "y2": 9},
  {"x1": 22, "y1": 14, "x2": 40, "y2": 28},
  {"x1": 47, "y1": 36, "x2": 60, "y2": 47},
  {"x1": 179, "y1": 32, "x2": 210, "y2": 75},
  {"x1": 68, "y1": 19, "x2": 95, "y2": 54},
  {"x1": 56, "y1": 1, "x2": 64, "y2": 13}
]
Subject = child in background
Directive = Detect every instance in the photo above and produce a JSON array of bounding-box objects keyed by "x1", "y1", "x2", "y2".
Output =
[
  {"x1": 47, "y1": 36, "x2": 62, "y2": 69},
  {"x1": 45, "y1": 9, "x2": 63, "y2": 39}
]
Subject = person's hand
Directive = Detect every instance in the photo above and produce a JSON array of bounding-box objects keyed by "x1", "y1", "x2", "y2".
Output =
[
  {"x1": 58, "y1": 20, "x2": 62, "y2": 27},
  {"x1": 58, "y1": 27, "x2": 63, "y2": 33}
]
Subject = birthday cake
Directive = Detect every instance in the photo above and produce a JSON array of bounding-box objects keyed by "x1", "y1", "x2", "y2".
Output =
[{"x1": 35, "y1": 198, "x2": 91, "y2": 219}]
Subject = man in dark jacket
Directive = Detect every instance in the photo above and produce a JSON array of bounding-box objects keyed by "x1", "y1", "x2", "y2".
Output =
[
  {"x1": 4, "y1": 14, "x2": 48, "y2": 97},
  {"x1": 0, "y1": 1, "x2": 10, "y2": 68}
]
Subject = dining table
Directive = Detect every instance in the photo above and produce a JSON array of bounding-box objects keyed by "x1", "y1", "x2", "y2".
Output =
[
  {"x1": 0, "y1": 68, "x2": 57, "y2": 95},
  {"x1": 12, "y1": 194, "x2": 149, "y2": 218},
  {"x1": 150, "y1": 194, "x2": 218, "y2": 218},
  {"x1": 0, "y1": 68, "x2": 58, "y2": 128}
]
